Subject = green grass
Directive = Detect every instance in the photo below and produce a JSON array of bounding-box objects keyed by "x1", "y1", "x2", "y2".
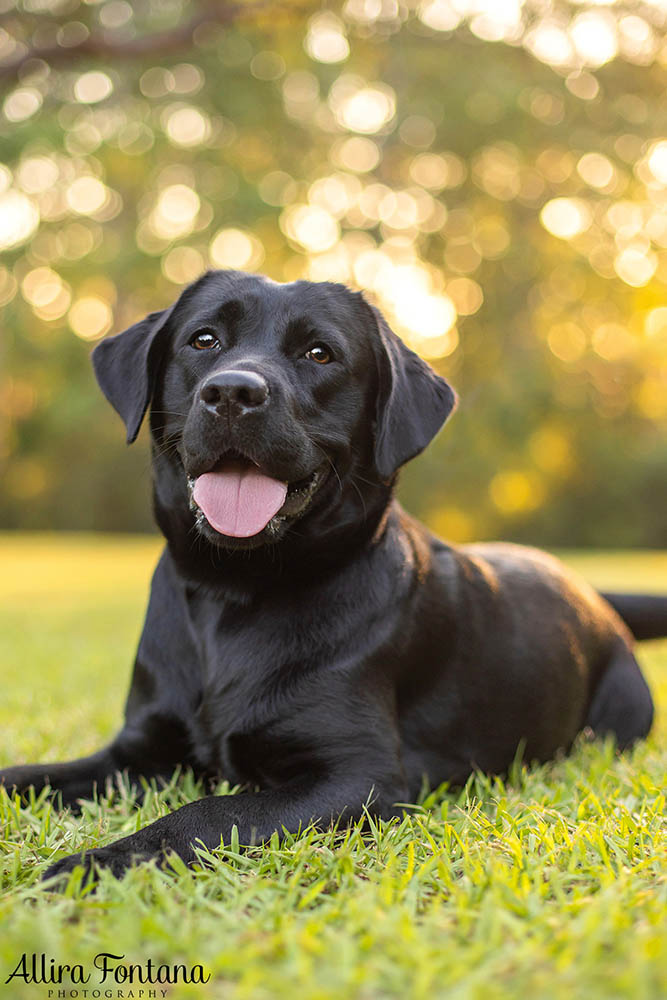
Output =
[{"x1": 0, "y1": 534, "x2": 665, "y2": 1000}]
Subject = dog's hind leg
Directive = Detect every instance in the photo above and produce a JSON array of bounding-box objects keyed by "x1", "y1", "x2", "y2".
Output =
[
  {"x1": 585, "y1": 640, "x2": 654, "y2": 750},
  {"x1": 0, "y1": 747, "x2": 124, "y2": 806}
]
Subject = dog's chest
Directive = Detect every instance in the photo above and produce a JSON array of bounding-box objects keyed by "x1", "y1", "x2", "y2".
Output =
[{"x1": 185, "y1": 592, "x2": 336, "y2": 784}]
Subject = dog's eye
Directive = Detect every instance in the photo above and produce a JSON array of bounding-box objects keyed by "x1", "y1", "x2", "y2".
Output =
[
  {"x1": 190, "y1": 331, "x2": 220, "y2": 351},
  {"x1": 304, "y1": 344, "x2": 332, "y2": 364}
]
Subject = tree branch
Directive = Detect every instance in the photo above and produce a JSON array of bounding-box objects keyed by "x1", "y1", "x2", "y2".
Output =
[{"x1": 0, "y1": 0, "x2": 285, "y2": 84}]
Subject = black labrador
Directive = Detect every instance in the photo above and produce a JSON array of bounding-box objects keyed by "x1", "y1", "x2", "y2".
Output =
[{"x1": 2, "y1": 270, "x2": 665, "y2": 883}]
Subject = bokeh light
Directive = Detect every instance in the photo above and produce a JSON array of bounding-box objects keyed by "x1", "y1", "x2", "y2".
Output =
[
  {"x1": 164, "y1": 106, "x2": 211, "y2": 148},
  {"x1": 162, "y1": 245, "x2": 206, "y2": 284},
  {"x1": 613, "y1": 247, "x2": 657, "y2": 287},
  {"x1": 3, "y1": 88, "x2": 42, "y2": 122},
  {"x1": 577, "y1": 153, "x2": 615, "y2": 191},
  {"x1": 0, "y1": 190, "x2": 39, "y2": 249},
  {"x1": 281, "y1": 205, "x2": 340, "y2": 253},
  {"x1": 540, "y1": 198, "x2": 592, "y2": 240},
  {"x1": 149, "y1": 185, "x2": 200, "y2": 240},
  {"x1": 646, "y1": 141, "x2": 667, "y2": 185},
  {"x1": 209, "y1": 229, "x2": 265, "y2": 271},
  {"x1": 570, "y1": 11, "x2": 618, "y2": 69},
  {"x1": 2, "y1": 0, "x2": 667, "y2": 545},
  {"x1": 74, "y1": 72, "x2": 114, "y2": 104},
  {"x1": 21, "y1": 267, "x2": 71, "y2": 321},
  {"x1": 305, "y1": 13, "x2": 350, "y2": 64},
  {"x1": 332, "y1": 137, "x2": 380, "y2": 173},
  {"x1": 68, "y1": 296, "x2": 113, "y2": 340},
  {"x1": 65, "y1": 177, "x2": 110, "y2": 217},
  {"x1": 329, "y1": 77, "x2": 396, "y2": 134}
]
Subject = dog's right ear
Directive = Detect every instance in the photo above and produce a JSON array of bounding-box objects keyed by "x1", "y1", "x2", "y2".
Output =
[{"x1": 92, "y1": 306, "x2": 173, "y2": 444}]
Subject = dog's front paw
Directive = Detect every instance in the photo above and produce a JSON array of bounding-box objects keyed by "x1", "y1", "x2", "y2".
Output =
[
  {"x1": 42, "y1": 843, "x2": 153, "y2": 888},
  {"x1": 0, "y1": 765, "x2": 47, "y2": 797}
]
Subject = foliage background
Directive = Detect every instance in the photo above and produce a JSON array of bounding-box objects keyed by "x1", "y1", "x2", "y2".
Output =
[{"x1": 1, "y1": 0, "x2": 666, "y2": 545}]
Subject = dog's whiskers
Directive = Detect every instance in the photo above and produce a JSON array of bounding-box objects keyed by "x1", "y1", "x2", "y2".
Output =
[
  {"x1": 308, "y1": 441, "x2": 343, "y2": 498},
  {"x1": 350, "y1": 476, "x2": 368, "y2": 523},
  {"x1": 151, "y1": 438, "x2": 182, "y2": 462}
]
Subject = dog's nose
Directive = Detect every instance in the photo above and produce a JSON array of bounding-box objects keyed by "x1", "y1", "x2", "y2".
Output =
[{"x1": 199, "y1": 370, "x2": 270, "y2": 416}]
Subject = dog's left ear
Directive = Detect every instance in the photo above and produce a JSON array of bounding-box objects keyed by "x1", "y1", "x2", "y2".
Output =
[
  {"x1": 92, "y1": 306, "x2": 174, "y2": 444},
  {"x1": 367, "y1": 302, "x2": 457, "y2": 481}
]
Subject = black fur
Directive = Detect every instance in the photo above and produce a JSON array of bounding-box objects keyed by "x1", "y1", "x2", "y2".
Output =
[{"x1": 1, "y1": 270, "x2": 661, "y2": 885}]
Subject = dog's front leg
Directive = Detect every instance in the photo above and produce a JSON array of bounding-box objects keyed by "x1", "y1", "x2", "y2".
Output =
[
  {"x1": 42, "y1": 776, "x2": 404, "y2": 884},
  {"x1": 1, "y1": 550, "x2": 205, "y2": 806}
]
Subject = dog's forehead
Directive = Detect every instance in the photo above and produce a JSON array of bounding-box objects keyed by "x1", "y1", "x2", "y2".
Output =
[{"x1": 177, "y1": 270, "x2": 368, "y2": 332}]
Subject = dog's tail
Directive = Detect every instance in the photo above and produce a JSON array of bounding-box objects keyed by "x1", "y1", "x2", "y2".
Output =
[{"x1": 601, "y1": 592, "x2": 667, "y2": 641}]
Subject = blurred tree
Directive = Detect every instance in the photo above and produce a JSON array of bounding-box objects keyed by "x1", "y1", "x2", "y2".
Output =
[{"x1": 0, "y1": 0, "x2": 666, "y2": 544}]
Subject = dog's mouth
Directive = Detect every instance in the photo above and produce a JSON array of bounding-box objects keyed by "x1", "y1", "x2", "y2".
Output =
[{"x1": 187, "y1": 453, "x2": 326, "y2": 540}]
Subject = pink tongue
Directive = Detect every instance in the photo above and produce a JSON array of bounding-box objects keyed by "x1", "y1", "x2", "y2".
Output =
[{"x1": 193, "y1": 462, "x2": 288, "y2": 537}]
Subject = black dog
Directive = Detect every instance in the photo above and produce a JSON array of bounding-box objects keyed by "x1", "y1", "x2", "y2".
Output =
[{"x1": 2, "y1": 270, "x2": 665, "y2": 882}]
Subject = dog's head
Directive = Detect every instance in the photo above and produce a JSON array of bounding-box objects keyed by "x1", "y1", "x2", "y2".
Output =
[{"x1": 93, "y1": 270, "x2": 455, "y2": 557}]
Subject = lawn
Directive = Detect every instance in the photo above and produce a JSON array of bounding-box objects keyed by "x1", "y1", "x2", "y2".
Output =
[{"x1": 0, "y1": 534, "x2": 665, "y2": 1000}]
